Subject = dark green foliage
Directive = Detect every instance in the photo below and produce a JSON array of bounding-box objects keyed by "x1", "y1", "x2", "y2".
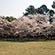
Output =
[
  {"x1": 37, "y1": 5, "x2": 48, "y2": 14},
  {"x1": 5, "y1": 16, "x2": 16, "y2": 22},
  {"x1": 0, "y1": 16, "x2": 17, "y2": 22},
  {"x1": 49, "y1": 10, "x2": 55, "y2": 16},
  {"x1": 52, "y1": 1, "x2": 55, "y2": 8},
  {"x1": 24, "y1": 4, "x2": 55, "y2": 16},
  {"x1": 24, "y1": 5, "x2": 36, "y2": 16},
  {"x1": 49, "y1": 17, "x2": 53, "y2": 24},
  {"x1": 48, "y1": 10, "x2": 55, "y2": 24},
  {"x1": 26, "y1": 5, "x2": 36, "y2": 14}
]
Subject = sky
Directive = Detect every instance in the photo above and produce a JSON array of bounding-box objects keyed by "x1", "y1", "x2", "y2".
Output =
[{"x1": 0, "y1": 0, "x2": 54, "y2": 18}]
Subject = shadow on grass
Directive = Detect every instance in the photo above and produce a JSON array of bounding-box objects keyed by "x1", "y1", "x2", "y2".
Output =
[{"x1": 0, "y1": 38, "x2": 55, "y2": 42}]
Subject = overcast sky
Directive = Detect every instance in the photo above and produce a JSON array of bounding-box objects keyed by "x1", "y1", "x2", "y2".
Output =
[{"x1": 0, "y1": 0, "x2": 54, "y2": 18}]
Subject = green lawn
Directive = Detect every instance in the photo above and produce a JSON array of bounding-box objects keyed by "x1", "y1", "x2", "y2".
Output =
[{"x1": 0, "y1": 40, "x2": 55, "y2": 55}]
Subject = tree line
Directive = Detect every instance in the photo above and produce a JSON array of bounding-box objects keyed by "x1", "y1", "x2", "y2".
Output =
[
  {"x1": 0, "y1": 16, "x2": 17, "y2": 22},
  {"x1": 23, "y1": 4, "x2": 55, "y2": 16}
]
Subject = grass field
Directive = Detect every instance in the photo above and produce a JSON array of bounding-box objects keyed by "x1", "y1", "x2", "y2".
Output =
[{"x1": 0, "y1": 40, "x2": 55, "y2": 55}]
